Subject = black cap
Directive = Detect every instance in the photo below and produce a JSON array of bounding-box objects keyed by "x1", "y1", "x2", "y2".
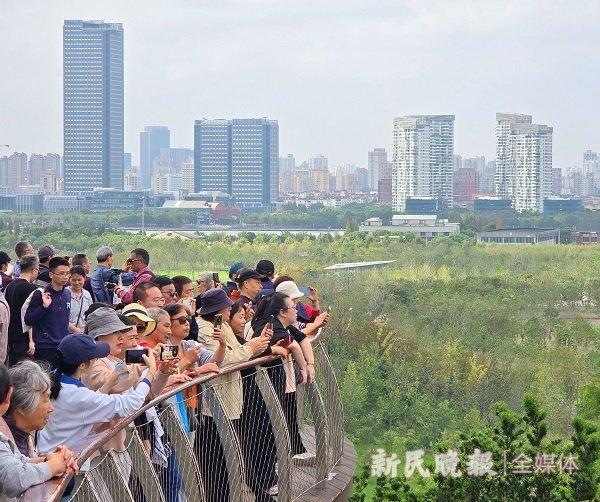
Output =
[
  {"x1": 236, "y1": 267, "x2": 263, "y2": 285},
  {"x1": 57, "y1": 334, "x2": 110, "y2": 365},
  {"x1": 256, "y1": 259, "x2": 275, "y2": 277}
]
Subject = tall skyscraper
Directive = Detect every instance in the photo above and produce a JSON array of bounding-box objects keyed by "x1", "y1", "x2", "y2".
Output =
[
  {"x1": 63, "y1": 20, "x2": 124, "y2": 195},
  {"x1": 140, "y1": 126, "x2": 170, "y2": 189},
  {"x1": 392, "y1": 115, "x2": 455, "y2": 212},
  {"x1": 368, "y1": 148, "x2": 387, "y2": 191},
  {"x1": 194, "y1": 118, "x2": 279, "y2": 209},
  {"x1": 495, "y1": 113, "x2": 553, "y2": 212}
]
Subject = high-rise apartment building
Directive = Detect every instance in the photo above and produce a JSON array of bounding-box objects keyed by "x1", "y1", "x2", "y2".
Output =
[
  {"x1": 140, "y1": 126, "x2": 170, "y2": 189},
  {"x1": 495, "y1": 113, "x2": 553, "y2": 212},
  {"x1": 392, "y1": 115, "x2": 455, "y2": 212},
  {"x1": 368, "y1": 148, "x2": 387, "y2": 191},
  {"x1": 63, "y1": 20, "x2": 124, "y2": 194},
  {"x1": 308, "y1": 155, "x2": 328, "y2": 171},
  {"x1": 194, "y1": 118, "x2": 278, "y2": 209}
]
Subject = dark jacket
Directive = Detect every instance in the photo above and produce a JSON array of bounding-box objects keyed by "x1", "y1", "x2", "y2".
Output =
[{"x1": 24, "y1": 285, "x2": 71, "y2": 349}]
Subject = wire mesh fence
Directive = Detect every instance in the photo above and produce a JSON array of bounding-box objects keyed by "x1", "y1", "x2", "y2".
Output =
[{"x1": 44, "y1": 333, "x2": 345, "y2": 502}]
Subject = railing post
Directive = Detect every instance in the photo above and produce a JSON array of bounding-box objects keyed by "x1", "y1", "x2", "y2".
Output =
[
  {"x1": 160, "y1": 405, "x2": 206, "y2": 501},
  {"x1": 254, "y1": 367, "x2": 293, "y2": 502},
  {"x1": 127, "y1": 430, "x2": 167, "y2": 502},
  {"x1": 314, "y1": 340, "x2": 344, "y2": 464},
  {"x1": 203, "y1": 385, "x2": 244, "y2": 501},
  {"x1": 303, "y1": 380, "x2": 331, "y2": 481},
  {"x1": 94, "y1": 450, "x2": 135, "y2": 501}
]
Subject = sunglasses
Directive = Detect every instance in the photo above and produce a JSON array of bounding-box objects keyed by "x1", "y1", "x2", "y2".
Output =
[
  {"x1": 171, "y1": 316, "x2": 192, "y2": 325},
  {"x1": 135, "y1": 323, "x2": 147, "y2": 333},
  {"x1": 163, "y1": 291, "x2": 178, "y2": 298}
]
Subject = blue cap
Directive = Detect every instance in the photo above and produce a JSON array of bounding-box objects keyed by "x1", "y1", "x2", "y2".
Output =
[
  {"x1": 57, "y1": 334, "x2": 110, "y2": 365},
  {"x1": 228, "y1": 261, "x2": 245, "y2": 279}
]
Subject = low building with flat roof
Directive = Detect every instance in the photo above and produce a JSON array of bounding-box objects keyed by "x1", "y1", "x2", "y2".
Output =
[
  {"x1": 477, "y1": 228, "x2": 560, "y2": 245},
  {"x1": 360, "y1": 214, "x2": 460, "y2": 237}
]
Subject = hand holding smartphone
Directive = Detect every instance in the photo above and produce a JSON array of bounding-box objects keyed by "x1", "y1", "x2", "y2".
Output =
[
  {"x1": 214, "y1": 313, "x2": 222, "y2": 329},
  {"x1": 125, "y1": 348, "x2": 148, "y2": 364}
]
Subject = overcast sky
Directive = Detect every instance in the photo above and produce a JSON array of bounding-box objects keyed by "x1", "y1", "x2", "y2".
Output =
[{"x1": 1, "y1": 0, "x2": 599, "y2": 168}]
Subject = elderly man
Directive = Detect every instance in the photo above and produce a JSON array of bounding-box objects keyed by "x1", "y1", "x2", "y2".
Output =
[
  {"x1": 11, "y1": 242, "x2": 34, "y2": 279},
  {"x1": 235, "y1": 268, "x2": 263, "y2": 312}
]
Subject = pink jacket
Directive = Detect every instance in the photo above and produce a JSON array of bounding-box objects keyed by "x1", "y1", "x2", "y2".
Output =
[{"x1": 119, "y1": 267, "x2": 154, "y2": 304}]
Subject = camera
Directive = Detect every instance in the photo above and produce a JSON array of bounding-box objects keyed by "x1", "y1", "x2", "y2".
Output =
[
  {"x1": 125, "y1": 348, "x2": 148, "y2": 364},
  {"x1": 160, "y1": 345, "x2": 179, "y2": 361}
]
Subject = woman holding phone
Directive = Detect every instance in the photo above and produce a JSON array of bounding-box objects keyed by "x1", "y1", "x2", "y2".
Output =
[{"x1": 195, "y1": 288, "x2": 274, "y2": 502}]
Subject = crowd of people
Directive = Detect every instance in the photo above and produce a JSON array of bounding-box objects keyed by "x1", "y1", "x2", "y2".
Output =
[{"x1": 0, "y1": 241, "x2": 331, "y2": 501}]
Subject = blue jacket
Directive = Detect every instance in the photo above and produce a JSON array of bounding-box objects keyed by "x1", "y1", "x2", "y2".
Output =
[
  {"x1": 24, "y1": 285, "x2": 71, "y2": 349},
  {"x1": 90, "y1": 265, "x2": 135, "y2": 304}
]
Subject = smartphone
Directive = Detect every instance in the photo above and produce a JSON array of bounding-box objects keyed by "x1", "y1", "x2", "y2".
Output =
[
  {"x1": 212, "y1": 272, "x2": 220, "y2": 285},
  {"x1": 267, "y1": 314, "x2": 275, "y2": 331},
  {"x1": 160, "y1": 345, "x2": 179, "y2": 361},
  {"x1": 214, "y1": 313, "x2": 222, "y2": 329},
  {"x1": 125, "y1": 348, "x2": 148, "y2": 364},
  {"x1": 280, "y1": 334, "x2": 294, "y2": 348}
]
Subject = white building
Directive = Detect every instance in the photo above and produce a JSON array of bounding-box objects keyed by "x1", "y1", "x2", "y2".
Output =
[
  {"x1": 181, "y1": 159, "x2": 194, "y2": 192},
  {"x1": 392, "y1": 115, "x2": 455, "y2": 212},
  {"x1": 359, "y1": 214, "x2": 460, "y2": 237},
  {"x1": 495, "y1": 113, "x2": 553, "y2": 212},
  {"x1": 368, "y1": 148, "x2": 387, "y2": 191}
]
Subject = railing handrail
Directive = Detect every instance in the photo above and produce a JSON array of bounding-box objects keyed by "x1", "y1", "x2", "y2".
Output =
[{"x1": 21, "y1": 352, "x2": 282, "y2": 502}]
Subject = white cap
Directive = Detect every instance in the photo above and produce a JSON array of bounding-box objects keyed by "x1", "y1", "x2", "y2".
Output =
[{"x1": 275, "y1": 280, "x2": 304, "y2": 300}]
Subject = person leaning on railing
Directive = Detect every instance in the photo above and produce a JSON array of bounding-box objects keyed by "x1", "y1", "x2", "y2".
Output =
[
  {"x1": 36, "y1": 334, "x2": 158, "y2": 461},
  {"x1": 195, "y1": 288, "x2": 275, "y2": 502},
  {"x1": 4, "y1": 360, "x2": 54, "y2": 458},
  {"x1": 0, "y1": 362, "x2": 78, "y2": 502},
  {"x1": 228, "y1": 301, "x2": 290, "y2": 500},
  {"x1": 252, "y1": 292, "x2": 313, "y2": 463}
]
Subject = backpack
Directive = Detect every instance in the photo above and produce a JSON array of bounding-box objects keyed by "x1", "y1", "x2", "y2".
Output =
[{"x1": 21, "y1": 288, "x2": 45, "y2": 334}]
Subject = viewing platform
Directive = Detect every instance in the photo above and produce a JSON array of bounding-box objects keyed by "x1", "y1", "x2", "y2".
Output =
[{"x1": 22, "y1": 336, "x2": 356, "y2": 502}]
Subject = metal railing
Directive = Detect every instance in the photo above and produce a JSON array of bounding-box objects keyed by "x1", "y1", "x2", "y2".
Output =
[{"x1": 21, "y1": 335, "x2": 352, "y2": 502}]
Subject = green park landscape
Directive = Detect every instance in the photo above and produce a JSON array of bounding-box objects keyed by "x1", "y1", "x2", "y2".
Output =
[{"x1": 1, "y1": 210, "x2": 599, "y2": 500}]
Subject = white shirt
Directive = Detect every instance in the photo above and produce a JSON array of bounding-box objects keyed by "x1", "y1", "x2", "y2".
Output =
[{"x1": 37, "y1": 375, "x2": 151, "y2": 454}]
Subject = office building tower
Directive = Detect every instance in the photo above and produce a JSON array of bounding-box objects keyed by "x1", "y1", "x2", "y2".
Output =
[
  {"x1": 194, "y1": 118, "x2": 278, "y2": 209},
  {"x1": 552, "y1": 168, "x2": 562, "y2": 196},
  {"x1": 140, "y1": 126, "x2": 170, "y2": 189},
  {"x1": 169, "y1": 148, "x2": 193, "y2": 174},
  {"x1": 368, "y1": 148, "x2": 387, "y2": 191},
  {"x1": 453, "y1": 167, "x2": 478, "y2": 206},
  {"x1": 63, "y1": 20, "x2": 124, "y2": 194},
  {"x1": 308, "y1": 155, "x2": 328, "y2": 171},
  {"x1": 495, "y1": 113, "x2": 553, "y2": 212},
  {"x1": 279, "y1": 154, "x2": 295, "y2": 194},
  {"x1": 392, "y1": 115, "x2": 455, "y2": 212}
]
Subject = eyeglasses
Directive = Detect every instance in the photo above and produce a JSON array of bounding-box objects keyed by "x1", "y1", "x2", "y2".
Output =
[
  {"x1": 127, "y1": 258, "x2": 142, "y2": 264},
  {"x1": 152, "y1": 297, "x2": 166, "y2": 305},
  {"x1": 51, "y1": 271, "x2": 71, "y2": 278},
  {"x1": 171, "y1": 316, "x2": 192, "y2": 325},
  {"x1": 163, "y1": 290, "x2": 178, "y2": 298}
]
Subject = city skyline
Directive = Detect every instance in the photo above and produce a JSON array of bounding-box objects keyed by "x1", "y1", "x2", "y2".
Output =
[{"x1": 1, "y1": 1, "x2": 599, "y2": 169}]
